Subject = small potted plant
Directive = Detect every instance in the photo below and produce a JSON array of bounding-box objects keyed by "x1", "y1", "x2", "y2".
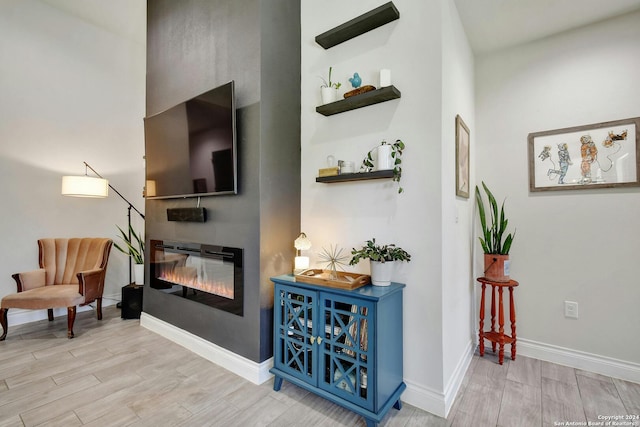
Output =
[
  {"x1": 350, "y1": 238, "x2": 411, "y2": 286},
  {"x1": 114, "y1": 224, "x2": 145, "y2": 285},
  {"x1": 475, "y1": 182, "x2": 515, "y2": 282},
  {"x1": 319, "y1": 66, "x2": 342, "y2": 105},
  {"x1": 359, "y1": 139, "x2": 405, "y2": 193}
]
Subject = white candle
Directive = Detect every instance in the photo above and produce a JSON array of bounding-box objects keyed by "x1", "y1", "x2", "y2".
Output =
[{"x1": 379, "y1": 69, "x2": 391, "y2": 87}]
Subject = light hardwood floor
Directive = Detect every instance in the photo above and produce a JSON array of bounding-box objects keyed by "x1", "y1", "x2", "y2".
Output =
[{"x1": 0, "y1": 307, "x2": 638, "y2": 426}]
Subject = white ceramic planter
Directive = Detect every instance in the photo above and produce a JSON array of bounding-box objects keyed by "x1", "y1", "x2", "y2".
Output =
[
  {"x1": 370, "y1": 260, "x2": 394, "y2": 286},
  {"x1": 375, "y1": 144, "x2": 392, "y2": 170},
  {"x1": 321, "y1": 87, "x2": 337, "y2": 105},
  {"x1": 134, "y1": 263, "x2": 144, "y2": 285}
]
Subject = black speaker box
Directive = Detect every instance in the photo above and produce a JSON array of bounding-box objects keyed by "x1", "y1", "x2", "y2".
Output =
[
  {"x1": 167, "y1": 207, "x2": 207, "y2": 222},
  {"x1": 121, "y1": 284, "x2": 143, "y2": 319}
]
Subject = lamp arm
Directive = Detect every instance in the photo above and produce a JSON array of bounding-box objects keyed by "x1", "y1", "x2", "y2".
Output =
[{"x1": 84, "y1": 161, "x2": 145, "y2": 220}]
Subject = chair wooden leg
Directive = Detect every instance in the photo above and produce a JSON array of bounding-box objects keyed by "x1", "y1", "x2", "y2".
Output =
[
  {"x1": 67, "y1": 306, "x2": 76, "y2": 339},
  {"x1": 0, "y1": 308, "x2": 8, "y2": 341},
  {"x1": 48, "y1": 308, "x2": 54, "y2": 321},
  {"x1": 96, "y1": 298, "x2": 103, "y2": 320}
]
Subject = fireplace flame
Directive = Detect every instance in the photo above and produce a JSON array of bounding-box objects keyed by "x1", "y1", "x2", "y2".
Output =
[{"x1": 158, "y1": 266, "x2": 234, "y2": 299}]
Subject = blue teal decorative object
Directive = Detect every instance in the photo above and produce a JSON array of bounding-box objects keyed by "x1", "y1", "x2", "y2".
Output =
[{"x1": 349, "y1": 72, "x2": 362, "y2": 88}]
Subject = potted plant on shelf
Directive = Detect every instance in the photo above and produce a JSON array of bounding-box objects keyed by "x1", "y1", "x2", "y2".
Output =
[
  {"x1": 114, "y1": 224, "x2": 145, "y2": 285},
  {"x1": 349, "y1": 238, "x2": 411, "y2": 286},
  {"x1": 359, "y1": 139, "x2": 405, "y2": 193},
  {"x1": 319, "y1": 66, "x2": 342, "y2": 105},
  {"x1": 475, "y1": 182, "x2": 515, "y2": 282}
]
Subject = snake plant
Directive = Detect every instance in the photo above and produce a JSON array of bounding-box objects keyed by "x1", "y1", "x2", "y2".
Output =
[
  {"x1": 475, "y1": 182, "x2": 515, "y2": 255},
  {"x1": 114, "y1": 224, "x2": 145, "y2": 264}
]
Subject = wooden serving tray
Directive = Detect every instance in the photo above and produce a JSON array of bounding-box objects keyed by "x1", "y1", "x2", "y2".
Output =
[{"x1": 295, "y1": 269, "x2": 370, "y2": 290}]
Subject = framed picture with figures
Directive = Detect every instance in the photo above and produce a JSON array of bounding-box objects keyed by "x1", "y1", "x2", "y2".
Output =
[
  {"x1": 455, "y1": 115, "x2": 470, "y2": 198},
  {"x1": 528, "y1": 117, "x2": 640, "y2": 192}
]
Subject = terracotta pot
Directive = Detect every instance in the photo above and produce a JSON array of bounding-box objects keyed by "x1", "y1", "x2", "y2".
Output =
[{"x1": 483, "y1": 254, "x2": 510, "y2": 282}]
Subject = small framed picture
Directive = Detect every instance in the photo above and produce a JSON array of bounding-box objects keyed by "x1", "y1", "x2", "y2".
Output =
[
  {"x1": 528, "y1": 117, "x2": 640, "y2": 192},
  {"x1": 455, "y1": 115, "x2": 470, "y2": 198}
]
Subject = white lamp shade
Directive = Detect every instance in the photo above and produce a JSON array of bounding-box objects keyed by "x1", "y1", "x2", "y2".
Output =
[
  {"x1": 145, "y1": 180, "x2": 157, "y2": 197},
  {"x1": 294, "y1": 256, "x2": 310, "y2": 272},
  {"x1": 61, "y1": 175, "x2": 109, "y2": 198},
  {"x1": 294, "y1": 233, "x2": 312, "y2": 251}
]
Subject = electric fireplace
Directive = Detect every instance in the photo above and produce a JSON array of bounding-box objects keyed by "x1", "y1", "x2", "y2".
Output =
[{"x1": 150, "y1": 240, "x2": 243, "y2": 316}]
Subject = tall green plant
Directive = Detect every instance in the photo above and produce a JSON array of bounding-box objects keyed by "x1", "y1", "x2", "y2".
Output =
[
  {"x1": 475, "y1": 182, "x2": 515, "y2": 255},
  {"x1": 114, "y1": 224, "x2": 145, "y2": 264}
]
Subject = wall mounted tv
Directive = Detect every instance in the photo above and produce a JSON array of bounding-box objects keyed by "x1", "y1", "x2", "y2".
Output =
[{"x1": 144, "y1": 81, "x2": 237, "y2": 199}]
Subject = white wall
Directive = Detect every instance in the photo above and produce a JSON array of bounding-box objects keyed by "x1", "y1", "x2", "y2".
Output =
[
  {"x1": 301, "y1": 0, "x2": 474, "y2": 416},
  {"x1": 0, "y1": 0, "x2": 146, "y2": 316},
  {"x1": 476, "y1": 11, "x2": 640, "y2": 366},
  {"x1": 440, "y1": 0, "x2": 475, "y2": 412}
]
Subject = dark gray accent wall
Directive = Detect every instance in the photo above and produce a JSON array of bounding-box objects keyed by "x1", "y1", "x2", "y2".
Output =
[{"x1": 144, "y1": 0, "x2": 300, "y2": 363}]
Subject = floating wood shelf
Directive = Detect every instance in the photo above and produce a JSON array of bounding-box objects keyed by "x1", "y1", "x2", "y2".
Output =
[
  {"x1": 315, "y1": 2, "x2": 400, "y2": 49},
  {"x1": 316, "y1": 170, "x2": 394, "y2": 183},
  {"x1": 316, "y1": 85, "x2": 401, "y2": 116}
]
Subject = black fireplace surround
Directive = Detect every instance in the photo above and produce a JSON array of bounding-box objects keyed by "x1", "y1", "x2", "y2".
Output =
[{"x1": 150, "y1": 239, "x2": 243, "y2": 316}]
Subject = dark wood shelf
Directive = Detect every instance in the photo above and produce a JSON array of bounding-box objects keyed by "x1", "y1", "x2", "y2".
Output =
[
  {"x1": 316, "y1": 85, "x2": 401, "y2": 116},
  {"x1": 316, "y1": 170, "x2": 394, "y2": 183},
  {"x1": 315, "y1": 2, "x2": 400, "y2": 49}
]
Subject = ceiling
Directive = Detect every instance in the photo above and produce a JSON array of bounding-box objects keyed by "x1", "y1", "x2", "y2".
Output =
[
  {"x1": 40, "y1": 0, "x2": 146, "y2": 44},
  {"x1": 453, "y1": 0, "x2": 640, "y2": 54},
  {"x1": 35, "y1": 1, "x2": 640, "y2": 56}
]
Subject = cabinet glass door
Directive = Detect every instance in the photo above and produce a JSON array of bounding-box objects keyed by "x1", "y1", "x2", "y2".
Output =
[
  {"x1": 318, "y1": 293, "x2": 374, "y2": 410},
  {"x1": 274, "y1": 284, "x2": 317, "y2": 385}
]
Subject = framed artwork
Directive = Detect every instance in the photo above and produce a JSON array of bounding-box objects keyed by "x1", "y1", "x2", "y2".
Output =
[
  {"x1": 455, "y1": 115, "x2": 470, "y2": 198},
  {"x1": 528, "y1": 117, "x2": 640, "y2": 192}
]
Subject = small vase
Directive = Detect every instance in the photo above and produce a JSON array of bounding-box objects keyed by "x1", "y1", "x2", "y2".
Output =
[
  {"x1": 321, "y1": 87, "x2": 337, "y2": 105},
  {"x1": 375, "y1": 144, "x2": 393, "y2": 171},
  {"x1": 483, "y1": 254, "x2": 510, "y2": 282},
  {"x1": 370, "y1": 260, "x2": 394, "y2": 286},
  {"x1": 134, "y1": 263, "x2": 144, "y2": 285}
]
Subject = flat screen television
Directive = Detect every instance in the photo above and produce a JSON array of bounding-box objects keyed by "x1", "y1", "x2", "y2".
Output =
[{"x1": 144, "y1": 81, "x2": 237, "y2": 199}]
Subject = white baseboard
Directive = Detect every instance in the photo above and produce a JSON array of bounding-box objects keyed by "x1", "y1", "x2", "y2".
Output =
[
  {"x1": 443, "y1": 340, "x2": 474, "y2": 416},
  {"x1": 402, "y1": 339, "x2": 474, "y2": 419},
  {"x1": 518, "y1": 337, "x2": 640, "y2": 383},
  {"x1": 402, "y1": 378, "x2": 445, "y2": 418},
  {"x1": 140, "y1": 312, "x2": 273, "y2": 385},
  {"x1": 6, "y1": 297, "x2": 118, "y2": 327}
]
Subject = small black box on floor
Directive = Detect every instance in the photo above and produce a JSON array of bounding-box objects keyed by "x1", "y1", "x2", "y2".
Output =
[
  {"x1": 166, "y1": 207, "x2": 207, "y2": 222},
  {"x1": 121, "y1": 284, "x2": 143, "y2": 319}
]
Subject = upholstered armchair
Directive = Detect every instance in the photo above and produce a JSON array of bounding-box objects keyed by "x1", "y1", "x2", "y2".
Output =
[{"x1": 0, "y1": 238, "x2": 113, "y2": 340}]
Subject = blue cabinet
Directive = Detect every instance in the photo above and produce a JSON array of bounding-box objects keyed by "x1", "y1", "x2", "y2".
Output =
[{"x1": 270, "y1": 275, "x2": 405, "y2": 427}]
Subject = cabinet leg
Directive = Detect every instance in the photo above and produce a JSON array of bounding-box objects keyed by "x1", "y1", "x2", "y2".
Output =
[
  {"x1": 273, "y1": 376, "x2": 283, "y2": 391},
  {"x1": 393, "y1": 399, "x2": 402, "y2": 410},
  {"x1": 365, "y1": 418, "x2": 376, "y2": 427}
]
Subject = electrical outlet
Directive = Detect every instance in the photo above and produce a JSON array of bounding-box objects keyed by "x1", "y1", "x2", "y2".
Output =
[{"x1": 564, "y1": 301, "x2": 578, "y2": 319}]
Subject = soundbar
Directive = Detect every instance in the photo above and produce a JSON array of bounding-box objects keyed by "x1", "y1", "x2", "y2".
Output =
[{"x1": 167, "y1": 207, "x2": 207, "y2": 222}]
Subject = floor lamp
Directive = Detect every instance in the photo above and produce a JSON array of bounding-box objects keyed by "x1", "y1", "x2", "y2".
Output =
[{"x1": 62, "y1": 161, "x2": 145, "y2": 287}]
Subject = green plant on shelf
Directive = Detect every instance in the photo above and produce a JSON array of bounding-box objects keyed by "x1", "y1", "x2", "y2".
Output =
[
  {"x1": 319, "y1": 66, "x2": 342, "y2": 89},
  {"x1": 359, "y1": 139, "x2": 405, "y2": 193}
]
